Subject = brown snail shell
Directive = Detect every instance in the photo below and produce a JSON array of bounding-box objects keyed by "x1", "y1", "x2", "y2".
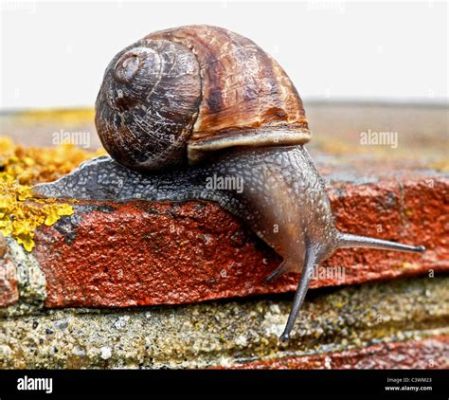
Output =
[{"x1": 95, "y1": 25, "x2": 310, "y2": 171}]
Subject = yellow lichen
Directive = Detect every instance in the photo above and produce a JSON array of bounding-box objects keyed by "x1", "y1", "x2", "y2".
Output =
[
  {"x1": 430, "y1": 160, "x2": 449, "y2": 172},
  {"x1": 15, "y1": 108, "x2": 95, "y2": 125},
  {"x1": 0, "y1": 136, "x2": 104, "y2": 251}
]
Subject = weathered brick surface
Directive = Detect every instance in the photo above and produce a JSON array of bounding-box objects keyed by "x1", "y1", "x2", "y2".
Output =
[
  {"x1": 1, "y1": 104, "x2": 447, "y2": 311},
  {"x1": 326, "y1": 175, "x2": 449, "y2": 286},
  {"x1": 34, "y1": 200, "x2": 283, "y2": 308},
  {"x1": 230, "y1": 336, "x2": 449, "y2": 369},
  {"x1": 1, "y1": 167, "x2": 447, "y2": 308},
  {"x1": 25, "y1": 169, "x2": 447, "y2": 309}
]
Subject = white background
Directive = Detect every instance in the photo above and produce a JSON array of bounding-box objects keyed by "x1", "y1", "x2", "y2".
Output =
[{"x1": 0, "y1": 0, "x2": 447, "y2": 110}]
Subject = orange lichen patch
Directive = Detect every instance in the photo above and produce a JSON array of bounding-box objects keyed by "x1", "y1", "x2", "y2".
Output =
[{"x1": 0, "y1": 136, "x2": 102, "y2": 251}]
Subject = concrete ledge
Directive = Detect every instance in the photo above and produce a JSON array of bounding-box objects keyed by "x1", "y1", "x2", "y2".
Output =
[{"x1": 0, "y1": 276, "x2": 448, "y2": 368}]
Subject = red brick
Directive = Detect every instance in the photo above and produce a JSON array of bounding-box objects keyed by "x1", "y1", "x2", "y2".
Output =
[
  {"x1": 325, "y1": 178, "x2": 449, "y2": 286},
  {"x1": 31, "y1": 173, "x2": 448, "y2": 308},
  {"x1": 229, "y1": 335, "x2": 449, "y2": 369}
]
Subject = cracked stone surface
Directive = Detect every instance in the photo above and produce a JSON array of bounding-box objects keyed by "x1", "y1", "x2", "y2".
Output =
[{"x1": 0, "y1": 276, "x2": 448, "y2": 368}]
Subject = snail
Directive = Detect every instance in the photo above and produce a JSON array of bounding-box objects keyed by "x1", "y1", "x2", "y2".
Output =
[{"x1": 34, "y1": 25, "x2": 425, "y2": 342}]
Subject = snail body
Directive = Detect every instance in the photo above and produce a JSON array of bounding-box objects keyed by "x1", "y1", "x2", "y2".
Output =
[
  {"x1": 34, "y1": 145, "x2": 336, "y2": 278},
  {"x1": 34, "y1": 25, "x2": 425, "y2": 341}
]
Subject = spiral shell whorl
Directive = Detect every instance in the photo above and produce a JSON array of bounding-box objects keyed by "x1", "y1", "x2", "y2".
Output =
[
  {"x1": 147, "y1": 25, "x2": 309, "y2": 139},
  {"x1": 96, "y1": 25, "x2": 311, "y2": 172},
  {"x1": 95, "y1": 39, "x2": 201, "y2": 171}
]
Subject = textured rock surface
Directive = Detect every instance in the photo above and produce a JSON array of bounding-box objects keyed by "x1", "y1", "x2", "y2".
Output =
[
  {"x1": 0, "y1": 257, "x2": 18, "y2": 307},
  {"x1": 0, "y1": 276, "x2": 448, "y2": 368},
  {"x1": 0, "y1": 239, "x2": 46, "y2": 316}
]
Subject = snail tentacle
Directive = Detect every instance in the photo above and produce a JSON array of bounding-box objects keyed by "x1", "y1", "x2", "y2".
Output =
[
  {"x1": 280, "y1": 238, "x2": 318, "y2": 342},
  {"x1": 336, "y1": 232, "x2": 426, "y2": 253}
]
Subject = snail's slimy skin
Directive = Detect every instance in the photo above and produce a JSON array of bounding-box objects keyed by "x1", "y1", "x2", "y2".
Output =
[{"x1": 34, "y1": 145, "x2": 338, "y2": 272}]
